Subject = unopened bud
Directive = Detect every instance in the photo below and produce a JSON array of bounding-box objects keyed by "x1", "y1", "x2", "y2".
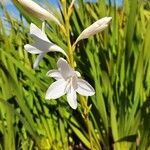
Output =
[
  {"x1": 17, "y1": 0, "x2": 61, "y2": 26},
  {"x1": 75, "y1": 17, "x2": 112, "y2": 44}
]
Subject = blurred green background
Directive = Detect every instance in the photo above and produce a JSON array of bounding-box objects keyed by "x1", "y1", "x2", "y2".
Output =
[{"x1": 0, "y1": 0, "x2": 150, "y2": 149}]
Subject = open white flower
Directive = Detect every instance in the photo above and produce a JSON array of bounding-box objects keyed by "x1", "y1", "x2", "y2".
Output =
[
  {"x1": 75, "y1": 17, "x2": 112, "y2": 44},
  {"x1": 24, "y1": 23, "x2": 67, "y2": 68},
  {"x1": 45, "y1": 58, "x2": 95, "y2": 109}
]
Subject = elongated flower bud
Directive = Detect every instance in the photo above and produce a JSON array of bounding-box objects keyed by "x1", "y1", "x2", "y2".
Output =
[
  {"x1": 17, "y1": 0, "x2": 61, "y2": 26},
  {"x1": 75, "y1": 17, "x2": 112, "y2": 44}
]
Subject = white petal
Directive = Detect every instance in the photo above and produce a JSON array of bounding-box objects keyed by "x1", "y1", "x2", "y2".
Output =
[
  {"x1": 29, "y1": 31, "x2": 67, "y2": 57},
  {"x1": 46, "y1": 69, "x2": 62, "y2": 80},
  {"x1": 76, "y1": 79, "x2": 95, "y2": 96},
  {"x1": 71, "y1": 75, "x2": 78, "y2": 90},
  {"x1": 67, "y1": 87, "x2": 77, "y2": 109},
  {"x1": 45, "y1": 79, "x2": 67, "y2": 99},
  {"x1": 24, "y1": 44, "x2": 43, "y2": 54},
  {"x1": 31, "y1": 40, "x2": 53, "y2": 52},
  {"x1": 49, "y1": 44, "x2": 67, "y2": 57},
  {"x1": 75, "y1": 17, "x2": 112, "y2": 44},
  {"x1": 57, "y1": 58, "x2": 74, "y2": 79},
  {"x1": 32, "y1": 41, "x2": 67, "y2": 56},
  {"x1": 30, "y1": 23, "x2": 50, "y2": 43},
  {"x1": 33, "y1": 53, "x2": 45, "y2": 69}
]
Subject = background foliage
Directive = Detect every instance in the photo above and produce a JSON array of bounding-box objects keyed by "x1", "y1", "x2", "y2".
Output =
[{"x1": 0, "y1": 0, "x2": 150, "y2": 149}]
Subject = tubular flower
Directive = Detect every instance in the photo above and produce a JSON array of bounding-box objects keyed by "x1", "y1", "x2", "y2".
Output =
[
  {"x1": 17, "y1": 0, "x2": 61, "y2": 25},
  {"x1": 75, "y1": 17, "x2": 112, "y2": 44},
  {"x1": 24, "y1": 23, "x2": 67, "y2": 68},
  {"x1": 45, "y1": 58, "x2": 95, "y2": 109}
]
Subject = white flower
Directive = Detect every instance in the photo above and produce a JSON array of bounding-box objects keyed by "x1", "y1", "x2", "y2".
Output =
[
  {"x1": 75, "y1": 17, "x2": 112, "y2": 44},
  {"x1": 45, "y1": 58, "x2": 95, "y2": 109},
  {"x1": 17, "y1": 0, "x2": 61, "y2": 25},
  {"x1": 24, "y1": 23, "x2": 67, "y2": 68}
]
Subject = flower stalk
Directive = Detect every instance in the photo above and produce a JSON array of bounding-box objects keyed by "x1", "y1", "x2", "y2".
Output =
[
  {"x1": 62, "y1": 1, "x2": 95, "y2": 149},
  {"x1": 20, "y1": 0, "x2": 111, "y2": 149}
]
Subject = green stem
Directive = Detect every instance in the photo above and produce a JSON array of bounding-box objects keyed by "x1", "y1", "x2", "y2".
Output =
[
  {"x1": 66, "y1": 16, "x2": 74, "y2": 68},
  {"x1": 63, "y1": 1, "x2": 94, "y2": 149},
  {"x1": 79, "y1": 96, "x2": 94, "y2": 150},
  {"x1": 62, "y1": 0, "x2": 74, "y2": 68}
]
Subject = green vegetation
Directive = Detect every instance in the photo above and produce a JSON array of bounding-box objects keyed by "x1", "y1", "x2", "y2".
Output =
[{"x1": 0, "y1": 0, "x2": 150, "y2": 149}]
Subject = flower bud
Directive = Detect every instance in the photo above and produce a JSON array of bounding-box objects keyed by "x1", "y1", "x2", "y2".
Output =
[
  {"x1": 17, "y1": 0, "x2": 61, "y2": 26},
  {"x1": 75, "y1": 17, "x2": 112, "y2": 44}
]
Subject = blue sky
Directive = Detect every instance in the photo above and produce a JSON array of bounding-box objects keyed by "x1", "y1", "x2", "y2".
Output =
[{"x1": 0, "y1": 0, "x2": 123, "y2": 18}]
